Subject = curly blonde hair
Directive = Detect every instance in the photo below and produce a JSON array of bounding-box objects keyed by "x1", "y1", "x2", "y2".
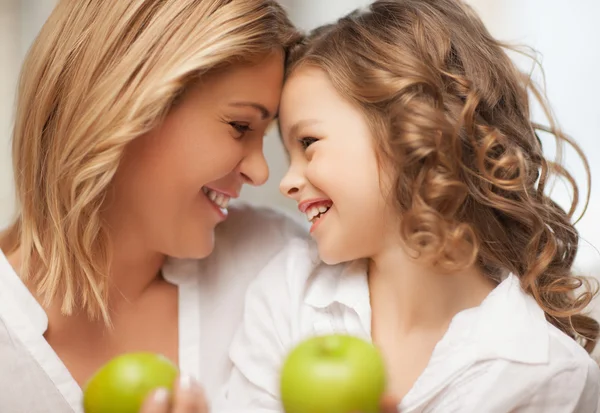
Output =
[
  {"x1": 0, "y1": 0, "x2": 299, "y2": 324},
  {"x1": 287, "y1": 0, "x2": 598, "y2": 353}
]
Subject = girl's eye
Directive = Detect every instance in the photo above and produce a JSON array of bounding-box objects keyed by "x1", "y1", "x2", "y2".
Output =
[
  {"x1": 299, "y1": 137, "x2": 318, "y2": 150},
  {"x1": 229, "y1": 122, "x2": 253, "y2": 138}
]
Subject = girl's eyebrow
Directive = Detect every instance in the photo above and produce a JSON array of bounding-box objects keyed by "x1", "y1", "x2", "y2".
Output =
[{"x1": 288, "y1": 119, "x2": 322, "y2": 140}]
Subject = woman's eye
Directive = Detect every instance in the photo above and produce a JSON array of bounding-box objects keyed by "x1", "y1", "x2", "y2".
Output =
[
  {"x1": 299, "y1": 137, "x2": 318, "y2": 150},
  {"x1": 229, "y1": 122, "x2": 253, "y2": 138}
]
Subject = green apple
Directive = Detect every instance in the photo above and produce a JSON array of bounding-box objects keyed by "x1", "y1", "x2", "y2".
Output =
[
  {"x1": 280, "y1": 334, "x2": 387, "y2": 413},
  {"x1": 83, "y1": 352, "x2": 179, "y2": 413}
]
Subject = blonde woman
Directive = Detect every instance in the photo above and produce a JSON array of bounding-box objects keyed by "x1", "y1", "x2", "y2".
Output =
[{"x1": 0, "y1": 1, "x2": 303, "y2": 412}]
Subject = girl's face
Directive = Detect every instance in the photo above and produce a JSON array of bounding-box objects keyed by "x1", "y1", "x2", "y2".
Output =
[
  {"x1": 107, "y1": 52, "x2": 284, "y2": 259},
  {"x1": 279, "y1": 67, "x2": 394, "y2": 264}
]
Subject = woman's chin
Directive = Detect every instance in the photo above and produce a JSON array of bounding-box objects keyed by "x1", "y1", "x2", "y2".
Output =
[{"x1": 166, "y1": 233, "x2": 216, "y2": 260}]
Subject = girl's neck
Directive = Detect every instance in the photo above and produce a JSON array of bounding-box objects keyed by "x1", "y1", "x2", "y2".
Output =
[{"x1": 368, "y1": 243, "x2": 496, "y2": 333}]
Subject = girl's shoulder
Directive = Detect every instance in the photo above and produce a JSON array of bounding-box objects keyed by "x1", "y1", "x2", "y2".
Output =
[{"x1": 399, "y1": 274, "x2": 600, "y2": 411}]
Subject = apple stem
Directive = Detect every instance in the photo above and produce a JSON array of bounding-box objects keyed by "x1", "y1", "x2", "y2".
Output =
[{"x1": 319, "y1": 336, "x2": 339, "y2": 356}]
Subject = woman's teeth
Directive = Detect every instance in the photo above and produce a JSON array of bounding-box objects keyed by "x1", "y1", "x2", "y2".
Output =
[
  {"x1": 202, "y1": 187, "x2": 230, "y2": 210},
  {"x1": 305, "y1": 204, "x2": 331, "y2": 223}
]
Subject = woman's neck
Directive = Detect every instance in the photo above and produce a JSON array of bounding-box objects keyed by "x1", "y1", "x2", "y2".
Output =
[
  {"x1": 106, "y1": 225, "x2": 167, "y2": 307},
  {"x1": 5, "y1": 227, "x2": 166, "y2": 314},
  {"x1": 368, "y1": 243, "x2": 496, "y2": 333}
]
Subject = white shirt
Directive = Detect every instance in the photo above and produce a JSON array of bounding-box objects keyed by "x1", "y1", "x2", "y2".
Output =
[
  {"x1": 0, "y1": 203, "x2": 308, "y2": 413},
  {"x1": 217, "y1": 238, "x2": 600, "y2": 413}
]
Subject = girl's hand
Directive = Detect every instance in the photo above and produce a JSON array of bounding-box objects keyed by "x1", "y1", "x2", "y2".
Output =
[
  {"x1": 139, "y1": 376, "x2": 208, "y2": 413},
  {"x1": 351, "y1": 394, "x2": 400, "y2": 413},
  {"x1": 379, "y1": 394, "x2": 400, "y2": 413}
]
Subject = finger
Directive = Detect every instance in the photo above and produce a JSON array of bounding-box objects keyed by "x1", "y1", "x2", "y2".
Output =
[
  {"x1": 172, "y1": 375, "x2": 209, "y2": 413},
  {"x1": 139, "y1": 388, "x2": 171, "y2": 413},
  {"x1": 380, "y1": 393, "x2": 400, "y2": 413}
]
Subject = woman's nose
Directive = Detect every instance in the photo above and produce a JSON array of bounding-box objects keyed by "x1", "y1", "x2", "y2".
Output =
[{"x1": 238, "y1": 140, "x2": 269, "y2": 186}]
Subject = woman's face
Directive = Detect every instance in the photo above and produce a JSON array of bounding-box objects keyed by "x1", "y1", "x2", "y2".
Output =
[{"x1": 108, "y1": 52, "x2": 284, "y2": 259}]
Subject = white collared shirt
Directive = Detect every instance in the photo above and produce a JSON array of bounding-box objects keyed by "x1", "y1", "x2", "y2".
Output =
[
  {"x1": 217, "y1": 238, "x2": 600, "y2": 413},
  {"x1": 0, "y1": 203, "x2": 308, "y2": 413}
]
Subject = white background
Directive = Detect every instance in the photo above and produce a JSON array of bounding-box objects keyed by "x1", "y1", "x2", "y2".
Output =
[{"x1": 1, "y1": 0, "x2": 599, "y2": 356}]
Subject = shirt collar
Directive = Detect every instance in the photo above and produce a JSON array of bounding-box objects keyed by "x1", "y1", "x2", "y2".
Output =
[
  {"x1": 304, "y1": 258, "x2": 372, "y2": 336},
  {"x1": 0, "y1": 250, "x2": 48, "y2": 336},
  {"x1": 304, "y1": 258, "x2": 370, "y2": 310}
]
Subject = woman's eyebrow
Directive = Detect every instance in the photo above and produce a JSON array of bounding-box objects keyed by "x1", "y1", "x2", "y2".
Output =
[{"x1": 228, "y1": 101, "x2": 272, "y2": 120}]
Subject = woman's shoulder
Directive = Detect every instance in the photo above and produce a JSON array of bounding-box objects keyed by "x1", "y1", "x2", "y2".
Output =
[
  {"x1": 217, "y1": 201, "x2": 309, "y2": 246},
  {"x1": 212, "y1": 201, "x2": 311, "y2": 269},
  {"x1": 248, "y1": 235, "x2": 323, "y2": 292},
  {"x1": 163, "y1": 202, "x2": 310, "y2": 285},
  {"x1": 243, "y1": 233, "x2": 358, "y2": 309}
]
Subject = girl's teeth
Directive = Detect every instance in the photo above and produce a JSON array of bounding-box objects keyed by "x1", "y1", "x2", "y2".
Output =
[{"x1": 305, "y1": 204, "x2": 331, "y2": 223}]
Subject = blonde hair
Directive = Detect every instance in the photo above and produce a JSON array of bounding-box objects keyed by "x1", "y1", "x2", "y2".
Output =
[
  {"x1": 1, "y1": 0, "x2": 299, "y2": 324},
  {"x1": 288, "y1": 0, "x2": 598, "y2": 352}
]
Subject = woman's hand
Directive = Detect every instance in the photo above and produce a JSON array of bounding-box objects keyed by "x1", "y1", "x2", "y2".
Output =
[
  {"x1": 139, "y1": 376, "x2": 208, "y2": 413},
  {"x1": 138, "y1": 378, "x2": 397, "y2": 413}
]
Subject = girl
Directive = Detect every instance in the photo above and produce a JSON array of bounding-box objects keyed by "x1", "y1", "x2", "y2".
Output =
[
  {"x1": 0, "y1": 1, "x2": 303, "y2": 412},
  {"x1": 218, "y1": 0, "x2": 600, "y2": 411}
]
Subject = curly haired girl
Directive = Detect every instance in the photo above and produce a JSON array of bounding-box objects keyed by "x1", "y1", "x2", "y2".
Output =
[{"x1": 218, "y1": 1, "x2": 599, "y2": 411}]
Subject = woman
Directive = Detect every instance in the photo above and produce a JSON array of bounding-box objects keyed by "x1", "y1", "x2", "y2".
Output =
[{"x1": 0, "y1": 1, "x2": 303, "y2": 412}]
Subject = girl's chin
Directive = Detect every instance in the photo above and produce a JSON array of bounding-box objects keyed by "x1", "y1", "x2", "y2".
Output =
[{"x1": 316, "y1": 243, "x2": 346, "y2": 266}]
